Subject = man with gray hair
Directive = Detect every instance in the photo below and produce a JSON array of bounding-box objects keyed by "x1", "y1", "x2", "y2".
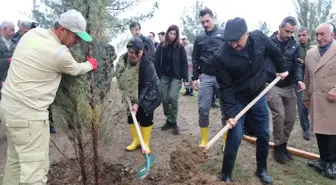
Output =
[
  {"x1": 265, "y1": 16, "x2": 305, "y2": 163},
  {"x1": 12, "y1": 21, "x2": 37, "y2": 44},
  {"x1": 304, "y1": 23, "x2": 336, "y2": 179},
  {"x1": 0, "y1": 21, "x2": 15, "y2": 95}
]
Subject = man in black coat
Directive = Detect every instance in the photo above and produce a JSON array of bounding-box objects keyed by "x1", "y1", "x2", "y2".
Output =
[
  {"x1": 265, "y1": 16, "x2": 305, "y2": 164},
  {"x1": 129, "y1": 22, "x2": 155, "y2": 60},
  {"x1": 213, "y1": 17, "x2": 289, "y2": 184}
]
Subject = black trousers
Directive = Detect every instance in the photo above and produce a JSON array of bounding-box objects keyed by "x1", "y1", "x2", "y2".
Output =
[
  {"x1": 316, "y1": 134, "x2": 336, "y2": 162},
  {"x1": 127, "y1": 106, "x2": 153, "y2": 127}
]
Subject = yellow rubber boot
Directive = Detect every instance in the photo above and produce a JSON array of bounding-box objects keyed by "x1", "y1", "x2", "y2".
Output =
[
  {"x1": 126, "y1": 124, "x2": 140, "y2": 151},
  {"x1": 199, "y1": 127, "x2": 209, "y2": 148},
  {"x1": 140, "y1": 125, "x2": 152, "y2": 154},
  {"x1": 222, "y1": 131, "x2": 228, "y2": 152}
]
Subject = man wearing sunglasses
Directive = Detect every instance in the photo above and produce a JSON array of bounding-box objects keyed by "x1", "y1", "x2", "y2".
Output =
[
  {"x1": 213, "y1": 17, "x2": 288, "y2": 184},
  {"x1": 0, "y1": 9, "x2": 98, "y2": 185}
]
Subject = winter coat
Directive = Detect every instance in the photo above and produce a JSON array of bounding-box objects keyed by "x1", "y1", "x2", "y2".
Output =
[
  {"x1": 303, "y1": 41, "x2": 336, "y2": 135},
  {"x1": 116, "y1": 53, "x2": 162, "y2": 116}
]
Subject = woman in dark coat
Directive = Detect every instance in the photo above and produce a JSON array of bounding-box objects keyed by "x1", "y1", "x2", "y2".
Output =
[
  {"x1": 116, "y1": 37, "x2": 161, "y2": 153},
  {"x1": 154, "y1": 25, "x2": 188, "y2": 134}
]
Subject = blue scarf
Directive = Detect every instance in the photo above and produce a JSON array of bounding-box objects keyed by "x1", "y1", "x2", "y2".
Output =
[{"x1": 319, "y1": 40, "x2": 333, "y2": 57}]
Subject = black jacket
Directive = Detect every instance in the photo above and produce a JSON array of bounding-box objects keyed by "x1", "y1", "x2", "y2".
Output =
[
  {"x1": 139, "y1": 34, "x2": 156, "y2": 61},
  {"x1": 192, "y1": 26, "x2": 225, "y2": 80},
  {"x1": 213, "y1": 30, "x2": 286, "y2": 119},
  {"x1": 138, "y1": 57, "x2": 162, "y2": 115},
  {"x1": 154, "y1": 42, "x2": 188, "y2": 81},
  {"x1": 119, "y1": 54, "x2": 162, "y2": 116},
  {"x1": 265, "y1": 32, "x2": 302, "y2": 87}
]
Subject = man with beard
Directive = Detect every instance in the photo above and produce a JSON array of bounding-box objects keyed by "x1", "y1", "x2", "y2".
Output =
[
  {"x1": 129, "y1": 22, "x2": 155, "y2": 60},
  {"x1": 191, "y1": 8, "x2": 227, "y2": 149},
  {"x1": 297, "y1": 27, "x2": 312, "y2": 140},
  {"x1": 265, "y1": 16, "x2": 305, "y2": 164}
]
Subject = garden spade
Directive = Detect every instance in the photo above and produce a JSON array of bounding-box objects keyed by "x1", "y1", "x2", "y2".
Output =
[{"x1": 126, "y1": 97, "x2": 156, "y2": 179}]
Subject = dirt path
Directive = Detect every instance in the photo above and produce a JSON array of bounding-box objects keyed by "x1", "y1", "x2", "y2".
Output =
[{"x1": 0, "y1": 91, "x2": 334, "y2": 185}]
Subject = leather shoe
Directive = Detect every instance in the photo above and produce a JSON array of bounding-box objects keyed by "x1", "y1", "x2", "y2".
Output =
[
  {"x1": 308, "y1": 159, "x2": 327, "y2": 172},
  {"x1": 255, "y1": 169, "x2": 273, "y2": 184},
  {"x1": 321, "y1": 162, "x2": 336, "y2": 179}
]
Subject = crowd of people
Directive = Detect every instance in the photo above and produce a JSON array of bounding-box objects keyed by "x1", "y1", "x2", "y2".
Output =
[{"x1": 0, "y1": 6, "x2": 335, "y2": 185}]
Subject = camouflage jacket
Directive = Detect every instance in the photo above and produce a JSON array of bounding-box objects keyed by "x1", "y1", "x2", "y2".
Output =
[
  {"x1": 115, "y1": 53, "x2": 162, "y2": 115},
  {"x1": 115, "y1": 53, "x2": 140, "y2": 104}
]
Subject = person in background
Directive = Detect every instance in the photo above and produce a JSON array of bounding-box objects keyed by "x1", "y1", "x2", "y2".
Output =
[
  {"x1": 266, "y1": 16, "x2": 304, "y2": 164},
  {"x1": 116, "y1": 37, "x2": 161, "y2": 153},
  {"x1": 158, "y1": 31, "x2": 165, "y2": 44},
  {"x1": 304, "y1": 23, "x2": 336, "y2": 180},
  {"x1": 12, "y1": 21, "x2": 38, "y2": 45},
  {"x1": 129, "y1": 22, "x2": 155, "y2": 60},
  {"x1": 0, "y1": 21, "x2": 15, "y2": 96},
  {"x1": 0, "y1": 9, "x2": 98, "y2": 184},
  {"x1": 154, "y1": 25, "x2": 188, "y2": 135},
  {"x1": 297, "y1": 27, "x2": 312, "y2": 140},
  {"x1": 181, "y1": 35, "x2": 194, "y2": 96},
  {"x1": 329, "y1": 22, "x2": 336, "y2": 40},
  {"x1": 148, "y1": 32, "x2": 159, "y2": 48},
  {"x1": 191, "y1": 8, "x2": 226, "y2": 148},
  {"x1": 214, "y1": 17, "x2": 288, "y2": 184}
]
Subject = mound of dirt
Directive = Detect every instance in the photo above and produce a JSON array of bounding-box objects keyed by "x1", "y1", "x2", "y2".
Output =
[
  {"x1": 167, "y1": 140, "x2": 247, "y2": 185},
  {"x1": 47, "y1": 140, "x2": 248, "y2": 185},
  {"x1": 170, "y1": 139, "x2": 208, "y2": 173}
]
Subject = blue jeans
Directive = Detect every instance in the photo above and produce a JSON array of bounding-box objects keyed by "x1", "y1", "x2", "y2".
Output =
[
  {"x1": 224, "y1": 96, "x2": 270, "y2": 154},
  {"x1": 295, "y1": 86, "x2": 310, "y2": 133}
]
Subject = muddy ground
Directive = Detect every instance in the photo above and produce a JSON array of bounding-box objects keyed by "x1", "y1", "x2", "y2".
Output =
[{"x1": 0, "y1": 88, "x2": 334, "y2": 185}]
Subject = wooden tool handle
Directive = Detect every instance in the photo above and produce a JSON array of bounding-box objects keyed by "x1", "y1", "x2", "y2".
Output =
[
  {"x1": 204, "y1": 76, "x2": 281, "y2": 151},
  {"x1": 126, "y1": 98, "x2": 148, "y2": 154},
  {"x1": 243, "y1": 135, "x2": 320, "y2": 160}
]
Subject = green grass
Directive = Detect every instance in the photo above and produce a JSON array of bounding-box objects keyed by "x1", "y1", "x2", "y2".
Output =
[
  {"x1": 200, "y1": 153, "x2": 335, "y2": 185},
  {"x1": 200, "y1": 154, "x2": 250, "y2": 183},
  {"x1": 268, "y1": 157, "x2": 335, "y2": 185}
]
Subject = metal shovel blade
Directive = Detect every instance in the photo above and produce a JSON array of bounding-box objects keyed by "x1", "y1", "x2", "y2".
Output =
[{"x1": 137, "y1": 154, "x2": 157, "y2": 179}]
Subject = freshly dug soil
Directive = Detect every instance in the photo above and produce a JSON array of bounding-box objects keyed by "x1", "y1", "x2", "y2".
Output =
[{"x1": 47, "y1": 140, "x2": 248, "y2": 185}]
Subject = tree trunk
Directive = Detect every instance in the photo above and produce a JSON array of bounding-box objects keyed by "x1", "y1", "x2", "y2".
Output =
[{"x1": 86, "y1": 3, "x2": 100, "y2": 184}]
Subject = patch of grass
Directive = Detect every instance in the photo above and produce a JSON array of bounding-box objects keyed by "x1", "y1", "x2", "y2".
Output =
[
  {"x1": 201, "y1": 151, "x2": 335, "y2": 185},
  {"x1": 268, "y1": 157, "x2": 335, "y2": 185}
]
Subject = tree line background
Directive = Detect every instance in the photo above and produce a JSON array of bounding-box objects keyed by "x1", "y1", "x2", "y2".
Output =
[{"x1": 181, "y1": 0, "x2": 336, "y2": 43}]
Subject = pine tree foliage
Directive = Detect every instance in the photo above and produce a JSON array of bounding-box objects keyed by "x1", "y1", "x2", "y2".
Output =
[
  {"x1": 255, "y1": 21, "x2": 272, "y2": 36},
  {"x1": 292, "y1": 0, "x2": 333, "y2": 40},
  {"x1": 31, "y1": 0, "x2": 157, "y2": 184}
]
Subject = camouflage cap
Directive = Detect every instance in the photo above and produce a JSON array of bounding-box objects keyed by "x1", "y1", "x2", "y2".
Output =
[{"x1": 126, "y1": 37, "x2": 144, "y2": 52}]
